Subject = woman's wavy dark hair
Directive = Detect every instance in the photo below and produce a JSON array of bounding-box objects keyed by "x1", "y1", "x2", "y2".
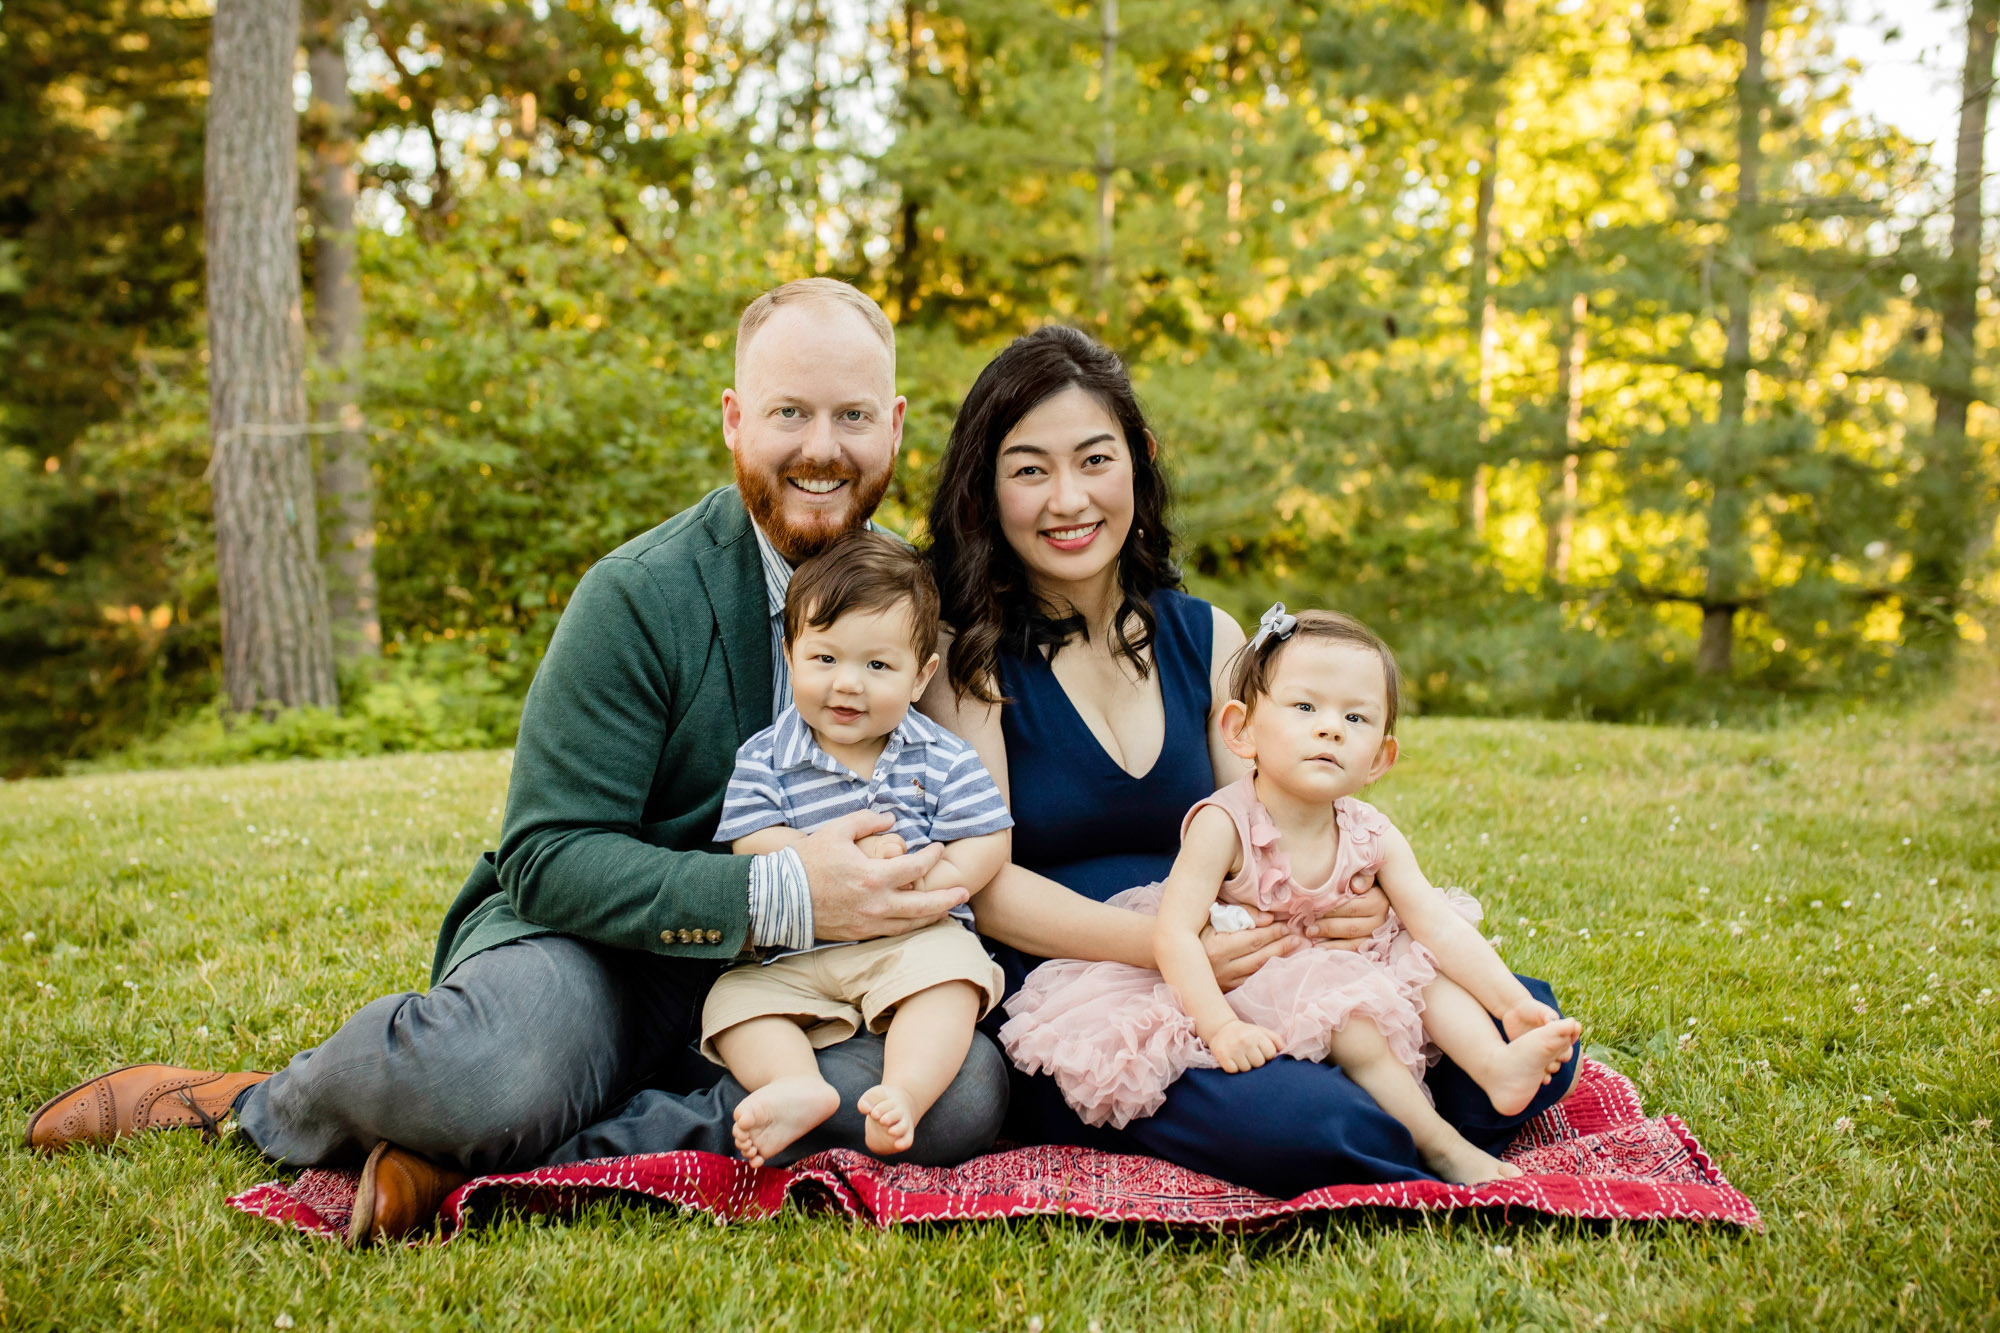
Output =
[{"x1": 925, "y1": 325, "x2": 1180, "y2": 704}]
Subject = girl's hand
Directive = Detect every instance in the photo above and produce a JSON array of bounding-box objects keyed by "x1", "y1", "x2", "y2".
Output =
[
  {"x1": 1208, "y1": 1019, "x2": 1282, "y2": 1072},
  {"x1": 1310, "y1": 886, "x2": 1390, "y2": 949},
  {"x1": 1200, "y1": 912, "x2": 1299, "y2": 992}
]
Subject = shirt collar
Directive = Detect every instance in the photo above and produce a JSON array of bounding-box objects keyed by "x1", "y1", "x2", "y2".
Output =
[
  {"x1": 750, "y1": 521, "x2": 791, "y2": 620},
  {"x1": 769, "y1": 704, "x2": 933, "y2": 782}
]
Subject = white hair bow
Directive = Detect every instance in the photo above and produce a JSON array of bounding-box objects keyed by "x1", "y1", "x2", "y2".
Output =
[{"x1": 1249, "y1": 601, "x2": 1297, "y2": 650}]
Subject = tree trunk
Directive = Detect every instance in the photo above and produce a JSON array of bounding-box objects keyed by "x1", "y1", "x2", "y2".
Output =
[
  {"x1": 306, "y1": 0, "x2": 378, "y2": 664},
  {"x1": 1544, "y1": 290, "x2": 1586, "y2": 581},
  {"x1": 1456, "y1": 1, "x2": 1504, "y2": 540},
  {"x1": 207, "y1": 0, "x2": 338, "y2": 715},
  {"x1": 1697, "y1": 0, "x2": 1765, "y2": 678},
  {"x1": 1093, "y1": 0, "x2": 1118, "y2": 321},
  {"x1": 1908, "y1": 0, "x2": 1996, "y2": 659},
  {"x1": 1467, "y1": 124, "x2": 1500, "y2": 537},
  {"x1": 894, "y1": 0, "x2": 924, "y2": 319}
]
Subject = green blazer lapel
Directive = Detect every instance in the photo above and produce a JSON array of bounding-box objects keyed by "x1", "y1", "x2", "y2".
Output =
[{"x1": 693, "y1": 487, "x2": 774, "y2": 745}]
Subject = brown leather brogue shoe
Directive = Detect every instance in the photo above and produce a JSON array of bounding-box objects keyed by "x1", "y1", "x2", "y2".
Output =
[
  {"x1": 346, "y1": 1141, "x2": 472, "y2": 1249},
  {"x1": 25, "y1": 1064, "x2": 271, "y2": 1152}
]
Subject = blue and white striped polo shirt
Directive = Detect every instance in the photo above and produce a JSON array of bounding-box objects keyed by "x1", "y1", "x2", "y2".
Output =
[{"x1": 718, "y1": 704, "x2": 1014, "y2": 958}]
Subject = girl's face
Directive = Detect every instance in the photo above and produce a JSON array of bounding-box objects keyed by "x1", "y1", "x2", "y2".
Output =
[
  {"x1": 992, "y1": 385, "x2": 1143, "y2": 602},
  {"x1": 1221, "y1": 638, "x2": 1399, "y2": 803}
]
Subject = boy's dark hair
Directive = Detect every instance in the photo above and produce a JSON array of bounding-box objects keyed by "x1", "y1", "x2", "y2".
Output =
[
  {"x1": 1226, "y1": 609, "x2": 1401, "y2": 735},
  {"x1": 784, "y1": 530, "x2": 941, "y2": 660}
]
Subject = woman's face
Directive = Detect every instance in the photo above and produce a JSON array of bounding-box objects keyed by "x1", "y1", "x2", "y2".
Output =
[{"x1": 992, "y1": 385, "x2": 1140, "y2": 600}]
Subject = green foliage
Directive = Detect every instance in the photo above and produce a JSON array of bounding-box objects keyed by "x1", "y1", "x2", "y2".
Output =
[
  {"x1": 2, "y1": 0, "x2": 1995, "y2": 774},
  {"x1": 6, "y1": 689, "x2": 1999, "y2": 1325},
  {"x1": 88, "y1": 641, "x2": 521, "y2": 770}
]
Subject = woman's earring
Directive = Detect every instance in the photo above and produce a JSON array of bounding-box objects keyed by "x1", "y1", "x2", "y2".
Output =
[{"x1": 1136, "y1": 527, "x2": 1147, "y2": 540}]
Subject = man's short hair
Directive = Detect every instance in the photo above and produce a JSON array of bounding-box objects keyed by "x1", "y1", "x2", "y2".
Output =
[
  {"x1": 783, "y1": 530, "x2": 940, "y2": 661},
  {"x1": 735, "y1": 278, "x2": 896, "y2": 381}
]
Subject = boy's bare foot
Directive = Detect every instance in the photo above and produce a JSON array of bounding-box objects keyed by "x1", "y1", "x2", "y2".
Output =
[
  {"x1": 857, "y1": 1084, "x2": 919, "y2": 1156},
  {"x1": 1421, "y1": 1138, "x2": 1524, "y2": 1185},
  {"x1": 731, "y1": 1076, "x2": 839, "y2": 1168},
  {"x1": 1481, "y1": 1017, "x2": 1582, "y2": 1117}
]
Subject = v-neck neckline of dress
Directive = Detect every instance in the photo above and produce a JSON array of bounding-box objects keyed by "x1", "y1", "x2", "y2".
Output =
[{"x1": 1031, "y1": 646, "x2": 1168, "y2": 783}]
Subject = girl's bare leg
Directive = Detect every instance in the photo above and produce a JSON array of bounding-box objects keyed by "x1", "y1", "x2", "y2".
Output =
[
  {"x1": 858, "y1": 981, "x2": 983, "y2": 1156},
  {"x1": 1421, "y1": 977, "x2": 1581, "y2": 1118},
  {"x1": 1328, "y1": 1017, "x2": 1521, "y2": 1184},
  {"x1": 712, "y1": 1017, "x2": 840, "y2": 1168}
]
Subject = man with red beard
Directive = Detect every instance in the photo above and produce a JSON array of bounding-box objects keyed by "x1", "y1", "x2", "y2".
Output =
[{"x1": 25, "y1": 280, "x2": 1009, "y2": 1245}]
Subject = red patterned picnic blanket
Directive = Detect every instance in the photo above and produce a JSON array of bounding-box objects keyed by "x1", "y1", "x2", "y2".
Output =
[{"x1": 227, "y1": 1058, "x2": 1760, "y2": 1241}]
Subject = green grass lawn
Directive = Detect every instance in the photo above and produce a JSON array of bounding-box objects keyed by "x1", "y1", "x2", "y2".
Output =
[{"x1": 4, "y1": 673, "x2": 1997, "y2": 1331}]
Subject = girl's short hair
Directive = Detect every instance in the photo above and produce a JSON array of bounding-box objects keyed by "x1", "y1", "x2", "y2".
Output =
[
  {"x1": 925, "y1": 325, "x2": 1179, "y2": 704},
  {"x1": 784, "y1": 530, "x2": 940, "y2": 660},
  {"x1": 1227, "y1": 610, "x2": 1401, "y2": 735}
]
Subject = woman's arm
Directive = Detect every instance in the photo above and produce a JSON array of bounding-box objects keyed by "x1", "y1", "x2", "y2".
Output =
[
  {"x1": 1204, "y1": 605, "x2": 1253, "y2": 789},
  {"x1": 1374, "y1": 825, "x2": 1533, "y2": 1018}
]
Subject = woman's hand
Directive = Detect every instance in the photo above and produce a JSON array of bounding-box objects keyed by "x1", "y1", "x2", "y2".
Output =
[
  {"x1": 1207, "y1": 1019, "x2": 1282, "y2": 1073},
  {"x1": 1201, "y1": 909, "x2": 1299, "y2": 991},
  {"x1": 1310, "y1": 886, "x2": 1390, "y2": 949}
]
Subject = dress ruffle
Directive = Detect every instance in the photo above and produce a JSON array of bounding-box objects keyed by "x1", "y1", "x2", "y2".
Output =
[{"x1": 1004, "y1": 780, "x2": 1485, "y2": 1129}]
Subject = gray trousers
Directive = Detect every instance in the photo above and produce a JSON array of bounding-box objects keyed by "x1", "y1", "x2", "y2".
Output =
[{"x1": 233, "y1": 934, "x2": 1010, "y2": 1175}]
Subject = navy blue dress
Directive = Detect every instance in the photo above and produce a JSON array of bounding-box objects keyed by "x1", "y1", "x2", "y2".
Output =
[{"x1": 985, "y1": 589, "x2": 1577, "y2": 1194}]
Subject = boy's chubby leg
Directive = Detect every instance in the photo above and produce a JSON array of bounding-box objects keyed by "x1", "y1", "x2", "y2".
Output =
[
  {"x1": 860, "y1": 979, "x2": 984, "y2": 1156},
  {"x1": 711, "y1": 1017, "x2": 840, "y2": 1168}
]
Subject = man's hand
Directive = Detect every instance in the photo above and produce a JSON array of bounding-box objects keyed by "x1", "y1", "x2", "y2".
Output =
[
  {"x1": 793, "y1": 810, "x2": 958, "y2": 942},
  {"x1": 1310, "y1": 886, "x2": 1389, "y2": 949},
  {"x1": 1200, "y1": 908, "x2": 1299, "y2": 992}
]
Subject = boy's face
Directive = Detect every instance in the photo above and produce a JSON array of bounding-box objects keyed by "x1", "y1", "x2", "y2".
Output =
[{"x1": 785, "y1": 601, "x2": 940, "y2": 752}]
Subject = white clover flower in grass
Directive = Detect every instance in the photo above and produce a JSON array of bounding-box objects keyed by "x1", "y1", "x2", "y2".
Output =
[
  {"x1": 1834, "y1": 1117, "x2": 1854, "y2": 1134},
  {"x1": 20, "y1": 932, "x2": 34, "y2": 945},
  {"x1": 1492, "y1": 1244, "x2": 1513, "y2": 1257}
]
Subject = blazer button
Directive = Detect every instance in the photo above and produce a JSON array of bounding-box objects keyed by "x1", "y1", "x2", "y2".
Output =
[
  {"x1": 660, "y1": 930, "x2": 673, "y2": 944},
  {"x1": 677, "y1": 929, "x2": 693, "y2": 944},
  {"x1": 706, "y1": 929, "x2": 722, "y2": 944}
]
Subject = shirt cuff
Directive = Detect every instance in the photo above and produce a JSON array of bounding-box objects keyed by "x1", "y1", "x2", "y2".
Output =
[{"x1": 746, "y1": 847, "x2": 814, "y2": 951}]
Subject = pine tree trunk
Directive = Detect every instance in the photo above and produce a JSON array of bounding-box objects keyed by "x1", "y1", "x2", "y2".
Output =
[
  {"x1": 1093, "y1": 0, "x2": 1118, "y2": 321},
  {"x1": 306, "y1": 0, "x2": 378, "y2": 664},
  {"x1": 1545, "y1": 290, "x2": 1586, "y2": 581},
  {"x1": 1465, "y1": 0, "x2": 1506, "y2": 537},
  {"x1": 1467, "y1": 129, "x2": 1499, "y2": 536},
  {"x1": 207, "y1": 0, "x2": 339, "y2": 715},
  {"x1": 894, "y1": 0, "x2": 924, "y2": 319},
  {"x1": 1697, "y1": 0, "x2": 1766, "y2": 679},
  {"x1": 1908, "y1": 0, "x2": 1996, "y2": 659}
]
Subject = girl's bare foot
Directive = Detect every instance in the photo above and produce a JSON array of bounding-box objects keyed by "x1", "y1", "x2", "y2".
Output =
[
  {"x1": 857, "y1": 1084, "x2": 919, "y2": 1155},
  {"x1": 1480, "y1": 1017, "x2": 1582, "y2": 1116},
  {"x1": 731, "y1": 1076, "x2": 840, "y2": 1167},
  {"x1": 1421, "y1": 1137, "x2": 1524, "y2": 1185}
]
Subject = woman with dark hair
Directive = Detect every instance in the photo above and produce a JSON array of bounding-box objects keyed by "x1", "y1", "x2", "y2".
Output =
[{"x1": 920, "y1": 325, "x2": 1577, "y2": 1193}]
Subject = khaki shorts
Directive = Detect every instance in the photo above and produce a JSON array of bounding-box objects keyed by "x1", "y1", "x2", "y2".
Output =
[{"x1": 699, "y1": 922, "x2": 1004, "y2": 1064}]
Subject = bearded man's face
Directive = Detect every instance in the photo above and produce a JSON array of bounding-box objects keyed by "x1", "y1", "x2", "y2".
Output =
[{"x1": 722, "y1": 302, "x2": 904, "y2": 563}]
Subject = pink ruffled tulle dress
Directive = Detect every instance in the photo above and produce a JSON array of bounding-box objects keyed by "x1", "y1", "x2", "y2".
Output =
[{"x1": 998, "y1": 774, "x2": 1483, "y2": 1129}]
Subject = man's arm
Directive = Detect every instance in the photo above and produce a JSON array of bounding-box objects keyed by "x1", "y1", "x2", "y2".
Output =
[{"x1": 495, "y1": 557, "x2": 755, "y2": 956}]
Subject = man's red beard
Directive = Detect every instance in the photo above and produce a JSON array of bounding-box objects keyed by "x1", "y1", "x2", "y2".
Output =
[{"x1": 734, "y1": 455, "x2": 893, "y2": 564}]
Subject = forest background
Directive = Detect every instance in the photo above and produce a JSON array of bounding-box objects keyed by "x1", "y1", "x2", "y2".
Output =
[{"x1": 3, "y1": 0, "x2": 1996, "y2": 778}]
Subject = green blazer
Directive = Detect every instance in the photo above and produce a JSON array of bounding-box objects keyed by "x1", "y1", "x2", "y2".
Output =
[{"x1": 430, "y1": 486, "x2": 775, "y2": 984}]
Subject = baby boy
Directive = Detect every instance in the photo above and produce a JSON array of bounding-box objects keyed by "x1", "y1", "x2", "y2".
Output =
[{"x1": 703, "y1": 529, "x2": 1011, "y2": 1165}]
